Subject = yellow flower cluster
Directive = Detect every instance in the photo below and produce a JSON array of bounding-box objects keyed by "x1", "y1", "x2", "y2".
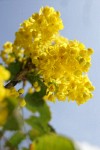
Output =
[
  {"x1": 14, "y1": 6, "x2": 63, "y2": 59},
  {"x1": 0, "y1": 6, "x2": 94, "y2": 104},
  {"x1": 1, "y1": 6, "x2": 63, "y2": 64},
  {"x1": 0, "y1": 65, "x2": 10, "y2": 126},
  {"x1": 42, "y1": 39, "x2": 94, "y2": 104},
  {"x1": 0, "y1": 72, "x2": 26, "y2": 126},
  {"x1": 0, "y1": 41, "x2": 15, "y2": 64}
]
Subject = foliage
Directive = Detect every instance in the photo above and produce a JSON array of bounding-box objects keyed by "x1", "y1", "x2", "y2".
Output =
[
  {"x1": 31, "y1": 134, "x2": 76, "y2": 150},
  {"x1": 0, "y1": 6, "x2": 94, "y2": 150}
]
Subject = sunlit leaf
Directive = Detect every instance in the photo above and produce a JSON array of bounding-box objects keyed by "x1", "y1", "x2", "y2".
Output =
[
  {"x1": 33, "y1": 134, "x2": 76, "y2": 150},
  {"x1": 29, "y1": 129, "x2": 42, "y2": 141}
]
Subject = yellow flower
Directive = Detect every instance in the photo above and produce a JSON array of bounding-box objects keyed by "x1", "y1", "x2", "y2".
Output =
[
  {"x1": 0, "y1": 65, "x2": 10, "y2": 126},
  {"x1": 9, "y1": 87, "x2": 19, "y2": 98},
  {"x1": 35, "y1": 86, "x2": 41, "y2": 92},
  {"x1": 18, "y1": 88, "x2": 24, "y2": 94},
  {"x1": 1, "y1": 6, "x2": 94, "y2": 105},
  {"x1": 28, "y1": 87, "x2": 35, "y2": 94},
  {"x1": 0, "y1": 41, "x2": 15, "y2": 64},
  {"x1": 19, "y1": 98, "x2": 26, "y2": 107},
  {"x1": 0, "y1": 65, "x2": 10, "y2": 101}
]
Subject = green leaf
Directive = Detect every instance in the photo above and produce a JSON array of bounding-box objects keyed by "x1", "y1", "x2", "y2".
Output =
[
  {"x1": 3, "y1": 98, "x2": 23, "y2": 130},
  {"x1": 22, "y1": 148, "x2": 29, "y2": 150},
  {"x1": 26, "y1": 116, "x2": 50, "y2": 134},
  {"x1": 33, "y1": 134, "x2": 76, "y2": 150},
  {"x1": 26, "y1": 72, "x2": 54, "y2": 139},
  {"x1": 25, "y1": 91, "x2": 52, "y2": 139},
  {"x1": 25, "y1": 101, "x2": 52, "y2": 138},
  {"x1": 3, "y1": 114, "x2": 20, "y2": 130},
  {"x1": 25, "y1": 93, "x2": 51, "y2": 124},
  {"x1": 26, "y1": 72, "x2": 51, "y2": 125},
  {"x1": 6, "y1": 131, "x2": 26, "y2": 148},
  {"x1": 29, "y1": 128, "x2": 42, "y2": 141},
  {"x1": 7, "y1": 61, "x2": 22, "y2": 80}
]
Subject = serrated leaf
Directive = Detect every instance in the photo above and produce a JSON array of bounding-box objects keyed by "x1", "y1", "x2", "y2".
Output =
[
  {"x1": 25, "y1": 73, "x2": 50, "y2": 123},
  {"x1": 6, "y1": 131, "x2": 25, "y2": 148},
  {"x1": 33, "y1": 134, "x2": 76, "y2": 150},
  {"x1": 25, "y1": 93, "x2": 51, "y2": 124},
  {"x1": 26, "y1": 116, "x2": 50, "y2": 134},
  {"x1": 25, "y1": 91, "x2": 52, "y2": 138},
  {"x1": 25, "y1": 72, "x2": 54, "y2": 139}
]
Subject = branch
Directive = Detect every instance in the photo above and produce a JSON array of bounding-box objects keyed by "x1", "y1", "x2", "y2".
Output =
[
  {"x1": 5, "y1": 68, "x2": 28, "y2": 88},
  {"x1": 5, "y1": 59, "x2": 35, "y2": 88}
]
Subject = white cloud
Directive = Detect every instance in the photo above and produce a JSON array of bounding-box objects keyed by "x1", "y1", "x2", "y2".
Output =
[{"x1": 75, "y1": 142, "x2": 100, "y2": 150}]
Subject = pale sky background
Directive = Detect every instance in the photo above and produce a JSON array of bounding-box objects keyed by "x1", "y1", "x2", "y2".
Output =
[{"x1": 0, "y1": 0, "x2": 100, "y2": 148}]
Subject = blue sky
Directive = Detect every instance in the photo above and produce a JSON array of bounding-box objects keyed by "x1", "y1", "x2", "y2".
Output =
[{"x1": 0, "y1": 0, "x2": 100, "y2": 147}]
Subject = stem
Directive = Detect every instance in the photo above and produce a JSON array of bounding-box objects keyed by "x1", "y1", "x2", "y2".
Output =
[
  {"x1": 5, "y1": 68, "x2": 29, "y2": 88},
  {"x1": 5, "y1": 59, "x2": 35, "y2": 88}
]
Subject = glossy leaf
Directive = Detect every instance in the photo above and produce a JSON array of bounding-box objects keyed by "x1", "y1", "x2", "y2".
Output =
[{"x1": 33, "y1": 134, "x2": 76, "y2": 150}]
